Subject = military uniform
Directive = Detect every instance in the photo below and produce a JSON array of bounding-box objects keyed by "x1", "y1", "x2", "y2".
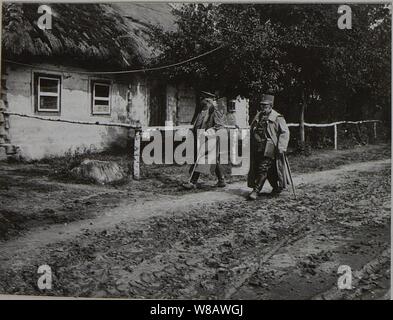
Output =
[
  {"x1": 250, "y1": 114, "x2": 275, "y2": 189},
  {"x1": 183, "y1": 92, "x2": 226, "y2": 189},
  {"x1": 247, "y1": 94, "x2": 291, "y2": 198}
]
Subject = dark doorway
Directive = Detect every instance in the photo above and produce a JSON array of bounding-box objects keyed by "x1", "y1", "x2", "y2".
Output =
[
  {"x1": 149, "y1": 82, "x2": 167, "y2": 126},
  {"x1": 248, "y1": 96, "x2": 259, "y2": 124}
]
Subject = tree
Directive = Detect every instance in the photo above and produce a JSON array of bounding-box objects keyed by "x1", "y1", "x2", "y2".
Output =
[{"x1": 150, "y1": 3, "x2": 391, "y2": 147}]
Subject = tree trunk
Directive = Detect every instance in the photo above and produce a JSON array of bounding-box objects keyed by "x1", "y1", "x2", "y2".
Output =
[{"x1": 299, "y1": 92, "x2": 306, "y2": 150}]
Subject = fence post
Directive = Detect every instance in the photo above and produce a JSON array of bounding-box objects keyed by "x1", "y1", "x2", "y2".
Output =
[
  {"x1": 334, "y1": 124, "x2": 338, "y2": 150},
  {"x1": 373, "y1": 122, "x2": 377, "y2": 140},
  {"x1": 133, "y1": 129, "x2": 141, "y2": 180}
]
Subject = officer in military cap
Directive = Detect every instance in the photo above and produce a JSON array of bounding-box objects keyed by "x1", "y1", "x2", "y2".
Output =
[
  {"x1": 182, "y1": 91, "x2": 226, "y2": 189},
  {"x1": 247, "y1": 94, "x2": 291, "y2": 200}
]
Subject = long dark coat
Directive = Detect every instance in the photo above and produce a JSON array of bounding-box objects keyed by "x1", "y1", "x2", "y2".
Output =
[
  {"x1": 247, "y1": 109, "x2": 291, "y2": 189},
  {"x1": 190, "y1": 104, "x2": 225, "y2": 175}
]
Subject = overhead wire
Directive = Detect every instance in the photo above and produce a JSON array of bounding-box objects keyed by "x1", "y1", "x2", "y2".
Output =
[
  {"x1": 3, "y1": 4, "x2": 346, "y2": 75},
  {"x1": 3, "y1": 45, "x2": 224, "y2": 75}
]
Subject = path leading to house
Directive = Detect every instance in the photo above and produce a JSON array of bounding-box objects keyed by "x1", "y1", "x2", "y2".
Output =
[{"x1": 0, "y1": 144, "x2": 390, "y2": 299}]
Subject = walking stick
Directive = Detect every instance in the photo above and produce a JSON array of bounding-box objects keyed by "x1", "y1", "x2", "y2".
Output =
[
  {"x1": 284, "y1": 153, "x2": 297, "y2": 199},
  {"x1": 188, "y1": 130, "x2": 218, "y2": 183},
  {"x1": 188, "y1": 133, "x2": 209, "y2": 183},
  {"x1": 188, "y1": 144, "x2": 205, "y2": 183}
]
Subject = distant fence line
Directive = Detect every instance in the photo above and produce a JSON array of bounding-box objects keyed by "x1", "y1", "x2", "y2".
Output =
[
  {"x1": 3, "y1": 111, "x2": 381, "y2": 130},
  {"x1": 2, "y1": 111, "x2": 382, "y2": 179},
  {"x1": 287, "y1": 120, "x2": 381, "y2": 152},
  {"x1": 287, "y1": 120, "x2": 381, "y2": 127}
]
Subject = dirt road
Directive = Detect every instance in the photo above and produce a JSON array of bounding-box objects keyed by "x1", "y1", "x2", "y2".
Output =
[{"x1": 0, "y1": 145, "x2": 390, "y2": 299}]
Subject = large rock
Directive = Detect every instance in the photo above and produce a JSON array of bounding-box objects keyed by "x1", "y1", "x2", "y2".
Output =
[{"x1": 71, "y1": 159, "x2": 127, "y2": 184}]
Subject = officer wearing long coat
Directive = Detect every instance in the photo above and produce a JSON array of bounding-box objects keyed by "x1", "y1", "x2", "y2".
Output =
[
  {"x1": 247, "y1": 94, "x2": 291, "y2": 200},
  {"x1": 182, "y1": 91, "x2": 226, "y2": 189}
]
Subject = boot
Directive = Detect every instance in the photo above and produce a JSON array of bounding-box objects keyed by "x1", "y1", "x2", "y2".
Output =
[
  {"x1": 269, "y1": 178, "x2": 282, "y2": 196},
  {"x1": 269, "y1": 188, "x2": 282, "y2": 197},
  {"x1": 183, "y1": 171, "x2": 199, "y2": 190},
  {"x1": 255, "y1": 173, "x2": 268, "y2": 193},
  {"x1": 182, "y1": 181, "x2": 197, "y2": 190},
  {"x1": 216, "y1": 179, "x2": 226, "y2": 188},
  {"x1": 248, "y1": 190, "x2": 258, "y2": 200},
  {"x1": 248, "y1": 174, "x2": 267, "y2": 200}
]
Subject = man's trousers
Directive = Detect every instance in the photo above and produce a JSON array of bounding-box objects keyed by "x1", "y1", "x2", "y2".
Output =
[{"x1": 252, "y1": 153, "x2": 280, "y2": 192}]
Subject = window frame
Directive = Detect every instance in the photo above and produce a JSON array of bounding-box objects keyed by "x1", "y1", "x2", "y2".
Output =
[
  {"x1": 91, "y1": 80, "x2": 112, "y2": 116},
  {"x1": 33, "y1": 73, "x2": 62, "y2": 114}
]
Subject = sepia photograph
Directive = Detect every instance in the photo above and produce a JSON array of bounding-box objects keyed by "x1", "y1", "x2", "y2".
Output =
[{"x1": 0, "y1": 0, "x2": 391, "y2": 303}]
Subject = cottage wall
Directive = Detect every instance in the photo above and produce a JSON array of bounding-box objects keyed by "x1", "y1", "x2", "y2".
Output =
[
  {"x1": 5, "y1": 64, "x2": 149, "y2": 160},
  {"x1": 167, "y1": 84, "x2": 249, "y2": 128},
  {"x1": 0, "y1": 68, "x2": 12, "y2": 160},
  {"x1": 232, "y1": 97, "x2": 249, "y2": 128},
  {"x1": 128, "y1": 80, "x2": 149, "y2": 127},
  {"x1": 3, "y1": 63, "x2": 249, "y2": 161},
  {"x1": 167, "y1": 84, "x2": 196, "y2": 125},
  {"x1": 213, "y1": 96, "x2": 249, "y2": 129}
]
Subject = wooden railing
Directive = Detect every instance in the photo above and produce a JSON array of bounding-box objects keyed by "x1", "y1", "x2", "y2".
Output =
[{"x1": 3, "y1": 111, "x2": 382, "y2": 179}]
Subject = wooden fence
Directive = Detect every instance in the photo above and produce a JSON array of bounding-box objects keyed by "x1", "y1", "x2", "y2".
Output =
[{"x1": 2, "y1": 111, "x2": 382, "y2": 180}]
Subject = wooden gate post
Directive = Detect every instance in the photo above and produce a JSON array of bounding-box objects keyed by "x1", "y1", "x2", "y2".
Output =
[
  {"x1": 133, "y1": 129, "x2": 141, "y2": 180},
  {"x1": 334, "y1": 124, "x2": 338, "y2": 150}
]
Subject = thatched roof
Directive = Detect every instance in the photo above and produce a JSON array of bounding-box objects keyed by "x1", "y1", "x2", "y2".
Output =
[
  {"x1": 112, "y1": 3, "x2": 177, "y2": 60},
  {"x1": 2, "y1": 3, "x2": 176, "y2": 69}
]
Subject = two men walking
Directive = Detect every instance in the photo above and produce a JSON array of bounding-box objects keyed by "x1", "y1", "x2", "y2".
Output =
[{"x1": 182, "y1": 92, "x2": 292, "y2": 199}]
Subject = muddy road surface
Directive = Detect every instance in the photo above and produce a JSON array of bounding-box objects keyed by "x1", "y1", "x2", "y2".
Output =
[{"x1": 0, "y1": 144, "x2": 390, "y2": 299}]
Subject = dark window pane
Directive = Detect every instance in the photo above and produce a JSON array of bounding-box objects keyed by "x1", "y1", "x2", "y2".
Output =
[
  {"x1": 40, "y1": 96, "x2": 58, "y2": 110},
  {"x1": 94, "y1": 84, "x2": 110, "y2": 98},
  {"x1": 40, "y1": 78, "x2": 58, "y2": 93}
]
